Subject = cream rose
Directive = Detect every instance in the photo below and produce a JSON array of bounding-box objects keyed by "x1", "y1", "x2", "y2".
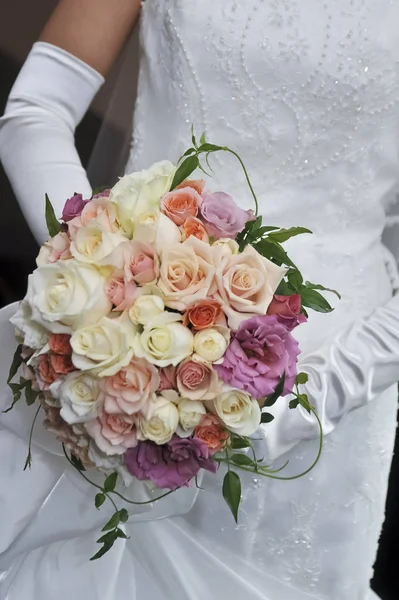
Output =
[
  {"x1": 70, "y1": 313, "x2": 137, "y2": 377},
  {"x1": 194, "y1": 328, "x2": 228, "y2": 363},
  {"x1": 81, "y1": 197, "x2": 121, "y2": 232},
  {"x1": 133, "y1": 312, "x2": 194, "y2": 367},
  {"x1": 129, "y1": 294, "x2": 165, "y2": 325},
  {"x1": 50, "y1": 372, "x2": 100, "y2": 424},
  {"x1": 110, "y1": 161, "x2": 176, "y2": 236},
  {"x1": 212, "y1": 238, "x2": 240, "y2": 256},
  {"x1": 24, "y1": 260, "x2": 111, "y2": 334},
  {"x1": 215, "y1": 245, "x2": 287, "y2": 330},
  {"x1": 10, "y1": 300, "x2": 49, "y2": 349},
  {"x1": 139, "y1": 395, "x2": 179, "y2": 444},
  {"x1": 213, "y1": 388, "x2": 261, "y2": 436},
  {"x1": 178, "y1": 399, "x2": 206, "y2": 432},
  {"x1": 70, "y1": 224, "x2": 126, "y2": 264},
  {"x1": 158, "y1": 236, "x2": 217, "y2": 311}
]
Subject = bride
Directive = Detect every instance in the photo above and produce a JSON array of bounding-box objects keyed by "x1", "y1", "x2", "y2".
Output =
[{"x1": 0, "y1": 1, "x2": 398, "y2": 598}]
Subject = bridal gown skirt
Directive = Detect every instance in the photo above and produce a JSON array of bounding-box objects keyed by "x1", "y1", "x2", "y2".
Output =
[{"x1": 0, "y1": 301, "x2": 396, "y2": 600}]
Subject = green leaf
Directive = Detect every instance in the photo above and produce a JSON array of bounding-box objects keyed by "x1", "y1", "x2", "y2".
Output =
[
  {"x1": 222, "y1": 471, "x2": 241, "y2": 523},
  {"x1": 3, "y1": 384, "x2": 22, "y2": 413},
  {"x1": 7, "y1": 345, "x2": 23, "y2": 385},
  {"x1": 296, "y1": 372, "x2": 309, "y2": 385},
  {"x1": 70, "y1": 453, "x2": 86, "y2": 472},
  {"x1": 230, "y1": 437, "x2": 251, "y2": 450},
  {"x1": 304, "y1": 281, "x2": 341, "y2": 300},
  {"x1": 95, "y1": 493, "x2": 106, "y2": 509},
  {"x1": 254, "y1": 239, "x2": 297, "y2": 269},
  {"x1": 45, "y1": 194, "x2": 61, "y2": 237},
  {"x1": 263, "y1": 372, "x2": 286, "y2": 407},
  {"x1": 115, "y1": 528, "x2": 129, "y2": 539},
  {"x1": 118, "y1": 508, "x2": 129, "y2": 523},
  {"x1": 287, "y1": 269, "x2": 304, "y2": 291},
  {"x1": 90, "y1": 542, "x2": 114, "y2": 561},
  {"x1": 170, "y1": 156, "x2": 199, "y2": 190},
  {"x1": 198, "y1": 143, "x2": 224, "y2": 152},
  {"x1": 275, "y1": 279, "x2": 295, "y2": 296},
  {"x1": 289, "y1": 399, "x2": 299, "y2": 409},
  {"x1": 104, "y1": 472, "x2": 118, "y2": 493},
  {"x1": 180, "y1": 147, "x2": 196, "y2": 159},
  {"x1": 261, "y1": 412, "x2": 275, "y2": 424},
  {"x1": 267, "y1": 227, "x2": 312, "y2": 243},
  {"x1": 25, "y1": 380, "x2": 39, "y2": 406},
  {"x1": 23, "y1": 450, "x2": 32, "y2": 471},
  {"x1": 230, "y1": 453, "x2": 254, "y2": 467},
  {"x1": 300, "y1": 288, "x2": 333, "y2": 313},
  {"x1": 96, "y1": 530, "x2": 118, "y2": 544},
  {"x1": 298, "y1": 393, "x2": 312, "y2": 414},
  {"x1": 102, "y1": 512, "x2": 121, "y2": 532},
  {"x1": 199, "y1": 132, "x2": 206, "y2": 145}
]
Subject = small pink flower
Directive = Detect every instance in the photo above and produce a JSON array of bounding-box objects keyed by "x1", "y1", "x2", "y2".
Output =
[
  {"x1": 67, "y1": 216, "x2": 83, "y2": 241},
  {"x1": 81, "y1": 197, "x2": 120, "y2": 232},
  {"x1": 104, "y1": 241, "x2": 158, "y2": 287},
  {"x1": 101, "y1": 358, "x2": 159, "y2": 419},
  {"x1": 130, "y1": 248, "x2": 157, "y2": 285},
  {"x1": 176, "y1": 359, "x2": 221, "y2": 401},
  {"x1": 157, "y1": 366, "x2": 177, "y2": 392},
  {"x1": 267, "y1": 294, "x2": 307, "y2": 331},
  {"x1": 105, "y1": 270, "x2": 137, "y2": 311},
  {"x1": 36, "y1": 232, "x2": 72, "y2": 266},
  {"x1": 161, "y1": 187, "x2": 203, "y2": 226},
  {"x1": 85, "y1": 407, "x2": 138, "y2": 455}
]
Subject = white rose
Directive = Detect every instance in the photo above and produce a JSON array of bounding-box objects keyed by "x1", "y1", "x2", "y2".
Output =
[
  {"x1": 10, "y1": 300, "x2": 49, "y2": 349},
  {"x1": 71, "y1": 313, "x2": 137, "y2": 377},
  {"x1": 110, "y1": 161, "x2": 176, "y2": 236},
  {"x1": 178, "y1": 399, "x2": 206, "y2": 432},
  {"x1": 129, "y1": 295, "x2": 165, "y2": 326},
  {"x1": 194, "y1": 328, "x2": 228, "y2": 363},
  {"x1": 139, "y1": 395, "x2": 179, "y2": 444},
  {"x1": 213, "y1": 389, "x2": 261, "y2": 436},
  {"x1": 70, "y1": 224, "x2": 126, "y2": 264},
  {"x1": 134, "y1": 312, "x2": 194, "y2": 367},
  {"x1": 50, "y1": 372, "x2": 100, "y2": 424},
  {"x1": 212, "y1": 238, "x2": 240, "y2": 255},
  {"x1": 25, "y1": 260, "x2": 111, "y2": 334}
]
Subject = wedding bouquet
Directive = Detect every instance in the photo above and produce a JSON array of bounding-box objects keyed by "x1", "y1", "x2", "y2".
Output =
[{"x1": 6, "y1": 132, "x2": 337, "y2": 559}]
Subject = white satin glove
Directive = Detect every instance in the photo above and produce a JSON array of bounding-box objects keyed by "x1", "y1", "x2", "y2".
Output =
[
  {"x1": 264, "y1": 284, "x2": 399, "y2": 462},
  {"x1": 0, "y1": 42, "x2": 104, "y2": 245}
]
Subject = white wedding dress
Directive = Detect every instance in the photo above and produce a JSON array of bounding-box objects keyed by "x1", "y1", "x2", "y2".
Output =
[{"x1": 1, "y1": 1, "x2": 399, "y2": 598}]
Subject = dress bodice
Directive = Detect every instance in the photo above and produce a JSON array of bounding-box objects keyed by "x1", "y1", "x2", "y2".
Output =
[{"x1": 127, "y1": 0, "x2": 399, "y2": 352}]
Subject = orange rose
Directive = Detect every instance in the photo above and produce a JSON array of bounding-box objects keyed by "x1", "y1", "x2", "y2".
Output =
[
  {"x1": 176, "y1": 179, "x2": 205, "y2": 195},
  {"x1": 50, "y1": 354, "x2": 75, "y2": 376},
  {"x1": 161, "y1": 187, "x2": 202, "y2": 226},
  {"x1": 184, "y1": 299, "x2": 222, "y2": 330},
  {"x1": 181, "y1": 216, "x2": 209, "y2": 243},
  {"x1": 49, "y1": 334, "x2": 72, "y2": 356},
  {"x1": 194, "y1": 413, "x2": 229, "y2": 453},
  {"x1": 38, "y1": 355, "x2": 57, "y2": 385}
]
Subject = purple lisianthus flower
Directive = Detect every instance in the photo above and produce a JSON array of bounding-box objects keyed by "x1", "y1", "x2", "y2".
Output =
[
  {"x1": 62, "y1": 193, "x2": 87, "y2": 222},
  {"x1": 200, "y1": 192, "x2": 254, "y2": 239},
  {"x1": 124, "y1": 436, "x2": 218, "y2": 490},
  {"x1": 215, "y1": 314, "x2": 300, "y2": 399}
]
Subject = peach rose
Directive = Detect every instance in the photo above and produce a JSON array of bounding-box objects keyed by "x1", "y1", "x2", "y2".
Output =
[
  {"x1": 36, "y1": 232, "x2": 72, "y2": 266},
  {"x1": 105, "y1": 270, "x2": 137, "y2": 311},
  {"x1": 194, "y1": 413, "x2": 229, "y2": 454},
  {"x1": 176, "y1": 358, "x2": 221, "y2": 401},
  {"x1": 176, "y1": 179, "x2": 205, "y2": 195},
  {"x1": 81, "y1": 197, "x2": 120, "y2": 232},
  {"x1": 67, "y1": 216, "x2": 83, "y2": 241},
  {"x1": 215, "y1": 245, "x2": 287, "y2": 330},
  {"x1": 158, "y1": 236, "x2": 217, "y2": 310},
  {"x1": 49, "y1": 354, "x2": 75, "y2": 376},
  {"x1": 101, "y1": 357, "x2": 159, "y2": 419},
  {"x1": 102, "y1": 241, "x2": 158, "y2": 286},
  {"x1": 161, "y1": 187, "x2": 202, "y2": 226},
  {"x1": 181, "y1": 216, "x2": 209, "y2": 243},
  {"x1": 85, "y1": 407, "x2": 138, "y2": 455},
  {"x1": 183, "y1": 298, "x2": 222, "y2": 330},
  {"x1": 157, "y1": 366, "x2": 177, "y2": 392},
  {"x1": 49, "y1": 333, "x2": 72, "y2": 356}
]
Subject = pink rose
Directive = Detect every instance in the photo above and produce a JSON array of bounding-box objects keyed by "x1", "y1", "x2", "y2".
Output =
[
  {"x1": 200, "y1": 192, "x2": 254, "y2": 239},
  {"x1": 103, "y1": 241, "x2": 158, "y2": 286},
  {"x1": 81, "y1": 197, "x2": 120, "y2": 232},
  {"x1": 158, "y1": 236, "x2": 217, "y2": 310},
  {"x1": 181, "y1": 216, "x2": 209, "y2": 243},
  {"x1": 161, "y1": 187, "x2": 202, "y2": 226},
  {"x1": 105, "y1": 270, "x2": 137, "y2": 311},
  {"x1": 267, "y1": 294, "x2": 307, "y2": 331},
  {"x1": 85, "y1": 406, "x2": 138, "y2": 455},
  {"x1": 36, "y1": 232, "x2": 72, "y2": 266},
  {"x1": 176, "y1": 358, "x2": 221, "y2": 401},
  {"x1": 158, "y1": 366, "x2": 177, "y2": 392},
  {"x1": 101, "y1": 358, "x2": 159, "y2": 419},
  {"x1": 215, "y1": 245, "x2": 287, "y2": 330}
]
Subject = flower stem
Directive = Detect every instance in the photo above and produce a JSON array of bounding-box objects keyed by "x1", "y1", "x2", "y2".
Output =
[
  {"x1": 24, "y1": 404, "x2": 41, "y2": 470},
  {"x1": 223, "y1": 147, "x2": 259, "y2": 216}
]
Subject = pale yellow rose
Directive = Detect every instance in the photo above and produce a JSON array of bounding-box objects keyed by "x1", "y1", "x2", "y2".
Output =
[
  {"x1": 212, "y1": 238, "x2": 240, "y2": 256},
  {"x1": 70, "y1": 313, "x2": 137, "y2": 377},
  {"x1": 178, "y1": 399, "x2": 206, "y2": 432},
  {"x1": 129, "y1": 294, "x2": 165, "y2": 326},
  {"x1": 139, "y1": 395, "x2": 179, "y2": 444},
  {"x1": 158, "y1": 236, "x2": 217, "y2": 311},
  {"x1": 70, "y1": 224, "x2": 126, "y2": 264},
  {"x1": 215, "y1": 245, "x2": 287, "y2": 330},
  {"x1": 212, "y1": 388, "x2": 261, "y2": 436},
  {"x1": 193, "y1": 328, "x2": 228, "y2": 363}
]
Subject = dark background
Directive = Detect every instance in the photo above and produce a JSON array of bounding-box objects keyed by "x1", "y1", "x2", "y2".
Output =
[{"x1": 0, "y1": 3, "x2": 398, "y2": 598}]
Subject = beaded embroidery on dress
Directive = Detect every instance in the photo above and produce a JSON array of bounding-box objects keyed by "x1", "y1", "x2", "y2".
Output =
[{"x1": 125, "y1": 1, "x2": 399, "y2": 599}]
